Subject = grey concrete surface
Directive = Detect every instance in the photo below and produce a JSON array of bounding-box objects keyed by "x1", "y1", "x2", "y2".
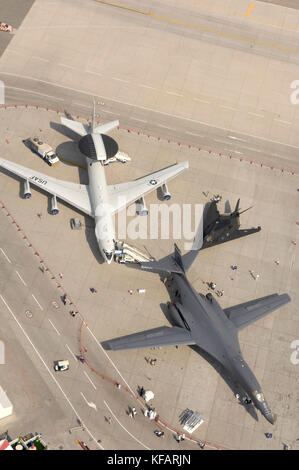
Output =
[
  {"x1": 0, "y1": 0, "x2": 35, "y2": 57},
  {"x1": 0, "y1": 106, "x2": 298, "y2": 450},
  {"x1": 0, "y1": 0, "x2": 298, "y2": 451},
  {"x1": 260, "y1": 0, "x2": 299, "y2": 9},
  {"x1": 1, "y1": 0, "x2": 299, "y2": 171}
]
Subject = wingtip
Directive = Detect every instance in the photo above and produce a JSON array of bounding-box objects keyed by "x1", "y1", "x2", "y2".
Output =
[{"x1": 101, "y1": 341, "x2": 111, "y2": 351}]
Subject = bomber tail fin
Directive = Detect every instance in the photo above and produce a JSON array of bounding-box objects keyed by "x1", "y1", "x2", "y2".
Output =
[
  {"x1": 139, "y1": 250, "x2": 185, "y2": 275},
  {"x1": 140, "y1": 213, "x2": 203, "y2": 274}
]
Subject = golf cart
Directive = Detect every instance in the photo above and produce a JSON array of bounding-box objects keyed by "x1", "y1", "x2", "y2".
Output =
[{"x1": 54, "y1": 360, "x2": 69, "y2": 371}]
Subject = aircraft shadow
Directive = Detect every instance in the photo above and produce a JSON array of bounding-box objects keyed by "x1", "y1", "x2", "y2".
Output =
[{"x1": 50, "y1": 120, "x2": 82, "y2": 141}]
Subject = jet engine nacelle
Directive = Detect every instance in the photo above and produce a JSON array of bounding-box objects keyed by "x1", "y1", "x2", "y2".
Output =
[
  {"x1": 50, "y1": 195, "x2": 59, "y2": 215},
  {"x1": 136, "y1": 197, "x2": 148, "y2": 216},
  {"x1": 167, "y1": 301, "x2": 187, "y2": 329},
  {"x1": 23, "y1": 179, "x2": 31, "y2": 199},
  {"x1": 161, "y1": 183, "x2": 171, "y2": 201}
]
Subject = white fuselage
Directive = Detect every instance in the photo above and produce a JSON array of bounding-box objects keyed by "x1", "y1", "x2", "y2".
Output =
[{"x1": 87, "y1": 157, "x2": 115, "y2": 263}]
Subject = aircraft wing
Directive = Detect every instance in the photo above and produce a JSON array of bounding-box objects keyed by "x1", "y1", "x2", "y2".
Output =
[
  {"x1": 202, "y1": 226, "x2": 261, "y2": 249},
  {"x1": 203, "y1": 201, "x2": 219, "y2": 232},
  {"x1": 101, "y1": 325, "x2": 195, "y2": 351},
  {"x1": 107, "y1": 161, "x2": 188, "y2": 214},
  {"x1": 224, "y1": 293, "x2": 291, "y2": 331},
  {"x1": 0, "y1": 157, "x2": 92, "y2": 216}
]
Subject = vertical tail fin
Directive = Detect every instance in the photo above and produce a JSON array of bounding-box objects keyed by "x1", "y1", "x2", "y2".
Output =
[
  {"x1": 234, "y1": 199, "x2": 240, "y2": 214},
  {"x1": 174, "y1": 244, "x2": 185, "y2": 273}
]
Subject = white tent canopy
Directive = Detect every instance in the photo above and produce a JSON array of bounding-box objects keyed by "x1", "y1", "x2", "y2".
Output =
[{"x1": 143, "y1": 390, "x2": 154, "y2": 402}]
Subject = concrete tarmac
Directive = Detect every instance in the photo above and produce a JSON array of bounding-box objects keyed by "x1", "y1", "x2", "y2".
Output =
[
  {"x1": 0, "y1": 106, "x2": 298, "y2": 450},
  {"x1": 0, "y1": 0, "x2": 298, "y2": 450},
  {"x1": 1, "y1": 0, "x2": 299, "y2": 170},
  {"x1": 0, "y1": 0, "x2": 35, "y2": 57}
]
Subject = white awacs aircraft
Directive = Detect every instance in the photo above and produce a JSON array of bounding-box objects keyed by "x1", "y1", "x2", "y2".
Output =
[{"x1": 0, "y1": 109, "x2": 188, "y2": 263}]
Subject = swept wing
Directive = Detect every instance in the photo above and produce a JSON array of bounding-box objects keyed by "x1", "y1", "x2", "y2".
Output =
[
  {"x1": 102, "y1": 325, "x2": 195, "y2": 350},
  {"x1": 224, "y1": 293, "x2": 291, "y2": 331},
  {"x1": 107, "y1": 161, "x2": 188, "y2": 214},
  {"x1": 0, "y1": 157, "x2": 92, "y2": 216}
]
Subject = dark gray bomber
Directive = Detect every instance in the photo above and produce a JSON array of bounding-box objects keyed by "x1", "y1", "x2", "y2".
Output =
[{"x1": 102, "y1": 241, "x2": 291, "y2": 425}]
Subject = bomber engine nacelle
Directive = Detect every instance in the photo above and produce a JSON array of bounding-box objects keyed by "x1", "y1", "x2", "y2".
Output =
[
  {"x1": 50, "y1": 195, "x2": 59, "y2": 215},
  {"x1": 23, "y1": 179, "x2": 31, "y2": 199},
  {"x1": 161, "y1": 183, "x2": 171, "y2": 201},
  {"x1": 136, "y1": 197, "x2": 148, "y2": 216},
  {"x1": 167, "y1": 301, "x2": 188, "y2": 329}
]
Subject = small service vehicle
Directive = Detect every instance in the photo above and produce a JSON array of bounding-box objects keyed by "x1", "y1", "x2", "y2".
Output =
[
  {"x1": 54, "y1": 360, "x2": 69, "y2": 371},
  {"x1": 77, "y1": 440, "x2": 90, "y2": 450},
  {"x1": 27, "y1": 137, "x2": 60, "y2": 166},
  {"x1": 0, "y1": 22, "x2": 13, "y2": 32}
]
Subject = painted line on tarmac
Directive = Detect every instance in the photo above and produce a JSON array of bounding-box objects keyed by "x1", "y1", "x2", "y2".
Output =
[
  {"x1": 48, "y1": 318, "x2": 60, "y2": 335},
  {"x1": 58, "y1": 63, "x2": 77, "y2": 70},
  {"x1": 96, "y1": 0, "x2": 299, "y2": 54},
  {"x1": 32, "y1": 294, "x2": 43, "y2": 311},
  {"x1": 66, "y1": 343, "x2": 77, "y2": 361},
  {"x1": 0, "y1": 247, "x2": 11, "y2": 263},
  {"x1": 15, "y1": 270, "x2": 27, "y2": 286},
  {"x1": 6, "y1": 85, "x2": 64, "y2": 102},
  {"x1": 81, "y1": 392, "x2": 97, "y2": 411},
  {"x1": 131, "y1": 117, "x2": 147, "y2": 123},
  {"x1": 85, "y1": 326, "x2": 136, "y2": 397},
  {"x1": 32, "y1": 56, "x2": 49, "y2": 63},
  {"x1": 0, "y1": 294, "x2": 104, "y2": 450},
  {"x1": 84, "y1": 371, "x2": 97, "y2": 391},
  {"x1": 103, "y1": 400, "x2": 151, "y2": 450},
  {"x1": 246, "y1": 2, "x2": 255, "y2": 17},
  {"x1": 3, "y1": 72, "x2": 299, "y2": 152},
  {"x1": 112, "y1": 76, "x2": 129, "y2": 83},
  {"x1": 248, "y1": 112, "x2": 264, "y2": 118}
]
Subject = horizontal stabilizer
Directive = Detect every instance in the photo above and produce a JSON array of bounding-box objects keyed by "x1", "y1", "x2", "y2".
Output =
[
  {"x1": 224, "y1": 293, "x2": 291, "y2": 331},
  {"x1": 94, "y1": 120, "x2": 119, "y2": 134},
  {"x1": 101, "y1": 326, "x2": 195, "y2": 351},
  {"x1": 60, "y1": 117, "x2": 89, "y2": 137},
  {"x1": 140, "y1": 253, "x2": 185, "y2": 274}
]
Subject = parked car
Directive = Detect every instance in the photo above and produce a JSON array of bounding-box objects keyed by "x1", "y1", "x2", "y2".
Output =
[{"x1": 54, "y1": 360, "x2": 69, "y2": 371}]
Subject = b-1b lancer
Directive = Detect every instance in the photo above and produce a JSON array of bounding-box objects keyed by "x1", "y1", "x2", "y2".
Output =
[
  {"x1": 102, "y1": 237, "x2": 290, "y2": 424},
  {"x1": 202, "y1": 198, "x2": 261, "y2": 249}
]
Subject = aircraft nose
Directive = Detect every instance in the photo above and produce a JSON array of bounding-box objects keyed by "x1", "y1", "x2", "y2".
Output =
[
  {"x1": 261, "y1": 401, "x2": 275, "y2": 425},
  {"x1": 264, "y1": 411, "x2": 275, "y2": 425}
]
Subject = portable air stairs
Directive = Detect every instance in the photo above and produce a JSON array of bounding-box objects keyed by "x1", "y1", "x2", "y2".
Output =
[{"x1": 114, "y1": 241, "x2": 153, "y2": 264}]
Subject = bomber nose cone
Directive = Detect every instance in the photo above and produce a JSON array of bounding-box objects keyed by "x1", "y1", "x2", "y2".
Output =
[{"x1": 264, "y1": 411, "x2": 275, "y2": 425}]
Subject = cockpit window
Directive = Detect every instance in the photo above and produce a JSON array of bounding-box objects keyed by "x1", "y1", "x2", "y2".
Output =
[
  {"x1": 104, "y1": 250, "x2": 113, "y2": 261},
  {"x1": 253, "y1": 391, "x2": 265, "y2": 402}
]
